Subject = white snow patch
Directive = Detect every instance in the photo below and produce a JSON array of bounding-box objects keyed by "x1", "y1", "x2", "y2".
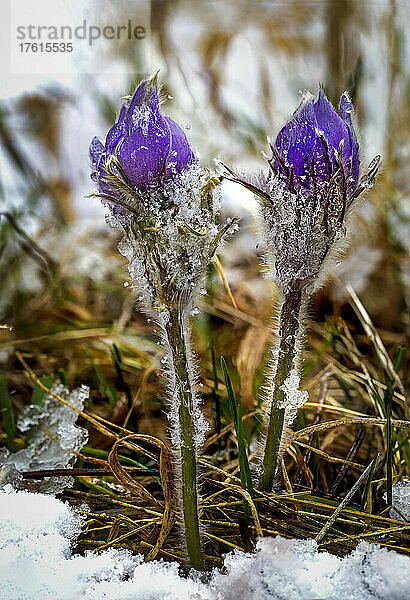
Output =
[{"x1": 0, "y1": 489, "x2": 409, "y2": 600}]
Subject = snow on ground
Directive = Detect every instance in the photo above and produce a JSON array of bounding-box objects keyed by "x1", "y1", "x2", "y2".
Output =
[{"x1": 0, "y1": 488, "x2": 409, "y2": 600}]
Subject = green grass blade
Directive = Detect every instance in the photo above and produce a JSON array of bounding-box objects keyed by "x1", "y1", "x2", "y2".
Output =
[
  {"x1": 393, "y1": 346, "x2": 405, "y2": 373},
  {"x1": 0, "y1": 376, "x2": 16, "y2": 452},
  {"x1": 385, "y1": 377, "x2": 393, "y2": 506},
  {"x1": 221, "y1": 356, "x2": 254, "y2": 523},
  {"x1": 58, "y1": 368, "x2": 68, "y2": 387},
  {"x1": 85, "y1": 349, "x2": 118, "y2": 409},
  {"x1": 360, "y1": 453, "x2": 379, "y2": 511},
  {"x1": 111, "y1": 343, "x2": 133, "y2": 406},
  {"x1": 384, "y1": 346, "x2": 404, "y2": 507},
  {"x1": 30, "y1": 374, "x2": 53, "y2": 406},
  {"x1": 210, "y1": 345, "x2": 221, "y2": 446}
]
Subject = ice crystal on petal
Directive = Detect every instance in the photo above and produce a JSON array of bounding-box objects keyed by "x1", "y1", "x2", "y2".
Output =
[{"x1": 0, "y1": 383, "x2": 89, "y2": 494}]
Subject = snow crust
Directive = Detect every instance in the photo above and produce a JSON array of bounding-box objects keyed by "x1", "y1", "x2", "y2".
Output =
[{"x1": 1, "y1": 488, "x2": 409, "y2": 600}]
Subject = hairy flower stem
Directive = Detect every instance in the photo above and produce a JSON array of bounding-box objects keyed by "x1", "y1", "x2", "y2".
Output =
[
  {"x1": 164, "y1": 306, "x2": 205, "y2": 571},
  {"x1": 259, "y1": 282, "x2": 305, "y2": 492}
]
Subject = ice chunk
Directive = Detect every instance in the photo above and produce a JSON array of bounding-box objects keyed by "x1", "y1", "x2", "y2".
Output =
[
  {"x1": 0, "y1": 464, "x2": 23, "y2": 489},
  {"x1": 0, "y1": 383, "x2": 89, "y2": 494},
  {"x1": 279, "y1": 368, "x2": 309, "y2": 430},
  {"x1": 210, "y1": 536, "x2": 338, "y2": 600},
  {"x1": 330, "y1": 540, "x2": 409, "y2": 600},
  {"x1": 383, "y1": 478, "x2": 410, "y2": 521}
]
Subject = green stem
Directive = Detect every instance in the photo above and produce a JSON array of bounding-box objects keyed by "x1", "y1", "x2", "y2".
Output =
[
  {"x1": 165, "y1": 307, "x2": 205, "y2": 571},
  {"x1": 259, "y1": 282, "x2": 304, "y2": 492}
]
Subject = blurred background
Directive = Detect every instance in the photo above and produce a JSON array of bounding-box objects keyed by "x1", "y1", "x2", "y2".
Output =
[{"x1": 0, "y1": 0, "x2": 408, "y2": 460}]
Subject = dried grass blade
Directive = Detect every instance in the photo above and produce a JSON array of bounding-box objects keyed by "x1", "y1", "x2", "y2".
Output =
[
  {"x1": 108, "y1": 433, "x2": 176, "y2": 561},
  {"x1": 315, "y1": 455, "x2": 380, "y2": 544}
]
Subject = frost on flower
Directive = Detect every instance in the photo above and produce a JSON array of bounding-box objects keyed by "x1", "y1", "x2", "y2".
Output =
[
  {"x1": 221, "y1": 90, "x2": 380, "y2": 293},
  {"x1": 89, "y1": 74, "x2": 237, "y2": 569},
  {"x1": 89, "y1": 74, "x2": 235, "y2": 315},
  {"x1": 220, "y1": 90, "x2": 380, "y2": 491},
  {"x1": 115, "y1": 164, "x2": 224, "y2": 315},
  {"x1": 0, "y1": 383, "x2": 89, "y2": 494}
]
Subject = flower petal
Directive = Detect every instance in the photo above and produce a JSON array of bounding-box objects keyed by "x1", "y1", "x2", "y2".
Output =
[
  {"x1": 105, "y1": 104, "x2": 127, "y2": 154},
  {"x1": 89, "y1": 137, "x2": 105, "y2": 167},
  {"x1": 339, "y1": 92, "x2": 360, "y2": 191},
  {"x1": 274, "y1": 93, "x2": 317, "y2": 189},
  {"x1": 124, "y1": 77, "x2": 161, "y2": 134},
  {"x1": 92, "y1": 75, "x2": 195, "y2": 195},
  {"x1": 117, "y1": 116, "x2": 171, "y2": 190},
  {"x1": 164, "y1": 116, "x2": 195, "y2": 180},
  {"x1": 313, "y1": 90, "x2": 352, "y2": 180}
]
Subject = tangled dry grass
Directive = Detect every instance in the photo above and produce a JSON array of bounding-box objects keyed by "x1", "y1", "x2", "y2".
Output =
[
  {"x1": 0, "y1": 0, "x2": 409, "y2": 573},
  {"x1": 1, "y1": 238, "x2": 408, "y2": 567}
]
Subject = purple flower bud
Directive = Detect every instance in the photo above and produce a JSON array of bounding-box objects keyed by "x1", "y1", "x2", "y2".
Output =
[
  {"x1": 273, "y1": 90, "x2": 360, "y2": 194},
  {"x1": 220, "y1": 90, "x2": 379, "y2": 290},
  {"x1": 90, "y1": 75, "x2": 195, "y2": 202}
]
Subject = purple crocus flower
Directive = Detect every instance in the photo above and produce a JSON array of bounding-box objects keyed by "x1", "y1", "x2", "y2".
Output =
[
  {"x1": 89, "y1": 75, "x2": 195, "y2": 205},
  {"x1": 220, "y1": 90, "x2": 379, "y2": 289},
  {"x1": 271, "y1": 90, "x2": 359, "y2": 195}
]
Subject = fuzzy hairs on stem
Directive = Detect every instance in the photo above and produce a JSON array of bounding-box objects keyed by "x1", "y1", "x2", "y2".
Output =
[{"x1": 219, "y1": 90, "x2": 379, "y2": 492}]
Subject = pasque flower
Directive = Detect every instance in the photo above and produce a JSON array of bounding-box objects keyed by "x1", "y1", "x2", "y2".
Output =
[
  {"x1": 89, "y1": 75, "x2": 237, "y2": 570},
  {"x1": 90, "y1": 76, "x2": 194, "y2": 198},
  {"x1": 221, "y1": 90, "x2": 379, "y2": 492},
  {"x1": 273, "y1": 90, "x2": 359, "y2": 193}
]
